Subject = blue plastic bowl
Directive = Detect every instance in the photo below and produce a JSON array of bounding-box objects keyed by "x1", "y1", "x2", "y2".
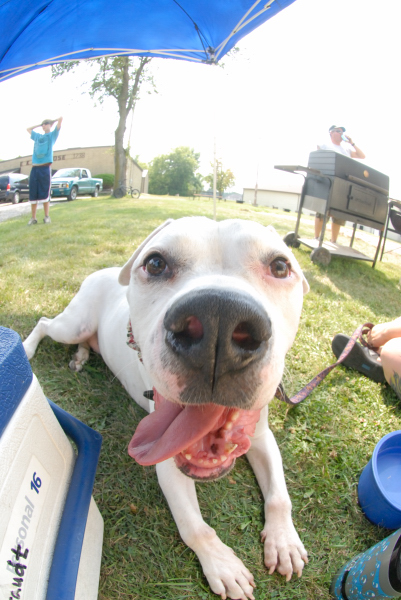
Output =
[{"x1": 358, "y1": 430, "x2": 401, "y2": 529}]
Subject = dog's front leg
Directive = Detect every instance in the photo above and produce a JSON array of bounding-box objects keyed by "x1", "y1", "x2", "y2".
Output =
[
  {"x1": 246, "y1": 407, "x2": 308, "y2": 581},
  {"x1": 156, "y1": 458, "x2": 256, "y2": 600},
  {"x1": 23, "y1": 317, "x2": 53, "y2": 359}
]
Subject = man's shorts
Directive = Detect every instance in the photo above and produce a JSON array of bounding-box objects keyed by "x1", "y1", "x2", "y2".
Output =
[
  {"x1": 29, "y1": 164, "x2": 51, "y2": 203},
  {"x1": 315, "y1": 212, "x2": 346, "y2": 226}
]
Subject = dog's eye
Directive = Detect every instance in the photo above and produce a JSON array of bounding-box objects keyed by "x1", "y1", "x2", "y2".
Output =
[
  {"x1": 270, "y1": 258, "x2": 291, "y2": 279},
  {"x1": 145, "y1": 254, "x2": 167, "y2": 276}
]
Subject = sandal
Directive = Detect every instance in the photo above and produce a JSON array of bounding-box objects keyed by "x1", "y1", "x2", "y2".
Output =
[{"x1": 331, "y1": 334, "x2": 385, "y2": 383}]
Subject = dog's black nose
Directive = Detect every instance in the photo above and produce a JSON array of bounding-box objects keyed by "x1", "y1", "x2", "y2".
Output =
[{"x1": 163, "y1": 288, "x2": 271, "y2": 387}]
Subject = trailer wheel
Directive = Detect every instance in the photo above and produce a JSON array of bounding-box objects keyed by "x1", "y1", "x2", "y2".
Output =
[
  {"x1": 283, "y1": 231, "x2": 300, "y2": 248},
  {"x1": 311, "y1": 247, "x2": 331, "y2": 265}
]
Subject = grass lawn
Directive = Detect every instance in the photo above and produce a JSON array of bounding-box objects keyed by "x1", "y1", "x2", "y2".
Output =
[{"x1": 1, "y1": 195, "x2": 400, "y2": 600}]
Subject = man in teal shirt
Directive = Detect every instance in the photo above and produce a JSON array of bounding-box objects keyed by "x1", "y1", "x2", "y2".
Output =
[{"x1": 27, "y1": 116, "x2": 63, "y2": 225}]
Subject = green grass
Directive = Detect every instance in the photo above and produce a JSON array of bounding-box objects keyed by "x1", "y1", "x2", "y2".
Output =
[{"x1": 1, "y1": 195, "x2": 401, "y2": 600}]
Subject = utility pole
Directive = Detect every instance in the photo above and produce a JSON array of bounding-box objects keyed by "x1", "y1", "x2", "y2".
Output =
[
  {"x1": 253, "y1": 163, "x2": 258, "y2": 206},
  {"x1": 213, "y1": 138, "x2": 217, "y2": 220}
]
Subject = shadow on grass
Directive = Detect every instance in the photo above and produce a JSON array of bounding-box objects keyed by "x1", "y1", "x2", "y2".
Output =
[{"x1": 295, "y1": 245, "x2": 400, "y2": 320}]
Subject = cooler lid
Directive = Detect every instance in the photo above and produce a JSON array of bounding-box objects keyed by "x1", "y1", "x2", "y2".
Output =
[{"x1": 0, "y1": 327, "x2": 33, "y2": 437}]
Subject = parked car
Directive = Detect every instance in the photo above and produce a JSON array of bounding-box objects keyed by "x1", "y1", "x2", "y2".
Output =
[
  {"x1": 0, "y1": 172, "x2": 29, "y2": 204},
  {"x1": 50, "y1": 168, "x2": 103, "y2": 201}
]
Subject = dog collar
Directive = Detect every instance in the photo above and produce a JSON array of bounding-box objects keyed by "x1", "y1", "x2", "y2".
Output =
[{"x1": 127, "y1": 319, "x2": 143, "y2": 363}]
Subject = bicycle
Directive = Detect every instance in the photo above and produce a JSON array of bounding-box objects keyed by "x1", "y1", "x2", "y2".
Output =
[{"x1": 114, "y1": 185, "x2": 141, "y2": 199}]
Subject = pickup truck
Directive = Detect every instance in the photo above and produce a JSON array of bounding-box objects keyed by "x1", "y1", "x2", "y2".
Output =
[{"x1": 50, "y1": 168, "x2": 103, "y2": 201}]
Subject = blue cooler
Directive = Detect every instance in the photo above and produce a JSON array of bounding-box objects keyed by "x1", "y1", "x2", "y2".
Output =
[{"x1": 0, "y1": 327, "x2": 103, "y2": 600}]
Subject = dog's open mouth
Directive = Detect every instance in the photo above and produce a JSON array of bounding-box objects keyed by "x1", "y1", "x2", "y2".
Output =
[{"x1": 128, "y1": 389, "x2": 261, "y2": 480}]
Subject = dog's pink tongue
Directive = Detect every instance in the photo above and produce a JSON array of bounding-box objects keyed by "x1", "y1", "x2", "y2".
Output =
[{"x1": 128, "y1": 389, "x2": 226, "y2": 466}]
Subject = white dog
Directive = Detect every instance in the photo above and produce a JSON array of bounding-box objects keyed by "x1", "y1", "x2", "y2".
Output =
[{"x1": 23, "y1": 217, "x2": 309, "y2": 600}]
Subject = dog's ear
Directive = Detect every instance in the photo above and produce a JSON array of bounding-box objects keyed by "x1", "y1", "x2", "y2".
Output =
[
  {"x1": 119, "y1": 219, "x2": 174, "y2": 286},
  {"x1": 266, "y1": 225, "x2": 279, "y2": 236},
  {"x1": 302, "y1": 275, "x2": 310, "y2": 294}
]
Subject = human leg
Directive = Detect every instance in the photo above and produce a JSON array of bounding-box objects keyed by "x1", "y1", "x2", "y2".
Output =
[
  {"x1": 30, "y1": 201, "x2": 37, "y2": 219},
  {"x1": 330, "y1": 217, "x2": 346, "y2": 243},
  {"x1": 380, "y1": 337, "x2": 401, "y2": 399},
  {"x1": 36, "y1": 166, "x2": 52, "y2": 223},
  {"x1": 28, "y1": 167, "x2": 38, "y2": 223},
  {"x1": 314, "y1": 217, "x2": 323, "y2": 239},
  {"x1": 331, "y1": 222, "x2": 341, "y2": 243}
]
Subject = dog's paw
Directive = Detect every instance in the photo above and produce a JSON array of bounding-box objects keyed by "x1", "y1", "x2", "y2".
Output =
[
  {"x1": 261, "y1": 521, "x2": 308, "y2": 581},
  {"x1": 69, "y1": 344, "x2": 90, "y2": 372},
  {"x1": 194, "y1": 536, "x2": 255, "y2": 599},
  {"x1": 69, "y1": 359, "x2": 84, "y2": 372}
]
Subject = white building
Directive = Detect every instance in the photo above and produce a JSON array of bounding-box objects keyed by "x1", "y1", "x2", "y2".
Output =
[{"x1": 242, "y1": 181, "x2": 305, "y2": 213}]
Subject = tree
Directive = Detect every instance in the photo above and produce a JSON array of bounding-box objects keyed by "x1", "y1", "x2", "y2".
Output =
[
  {"x1": 148, "y1": 147, "x2": 202, "y2": 196},
  {"x1": 192, "y1": 173, "x2": 204, "y2": 195},
  {"x1": 52, "y1": 56, "x2": 155, "y2": 196},
  {"x1": 204, "y1": 159, "x2": 235, "y2": 198}
]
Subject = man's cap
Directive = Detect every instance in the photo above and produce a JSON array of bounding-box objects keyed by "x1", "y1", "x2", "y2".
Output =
[
  {"x1": 41, "y1": 119, "x2": 53, "y2": 125},
  {"x1": 329, "y1": 125, "x2": 345, "y2": 133}
]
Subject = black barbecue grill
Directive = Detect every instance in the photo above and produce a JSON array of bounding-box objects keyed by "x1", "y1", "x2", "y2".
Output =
[{"x1": 275, "y1": 151, "x2": 390, "y2": 267}]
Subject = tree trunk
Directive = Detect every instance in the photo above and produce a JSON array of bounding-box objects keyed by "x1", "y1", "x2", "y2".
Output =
[
  {"x1": 113, "y1": 58, "x2": 130, "y2": 196},
  {"x1": 114, "y1": 119, "x2": 127, "y2": 193}
]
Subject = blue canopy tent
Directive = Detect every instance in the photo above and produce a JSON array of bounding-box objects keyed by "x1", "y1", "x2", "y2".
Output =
[{"x1": 0, "y1": 0, "x2": 296, "y2": 82}]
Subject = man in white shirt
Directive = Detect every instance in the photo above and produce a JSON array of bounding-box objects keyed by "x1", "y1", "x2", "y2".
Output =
[{"x1": 315, "y1": 125, "x2": 366, "y2": 242}]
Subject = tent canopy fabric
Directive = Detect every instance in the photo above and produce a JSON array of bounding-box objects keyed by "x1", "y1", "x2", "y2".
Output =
[{"x1": 0, "y1": 0, "x2": 296, "y2": 82}]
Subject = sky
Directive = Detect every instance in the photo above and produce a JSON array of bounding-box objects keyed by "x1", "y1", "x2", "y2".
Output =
[{"x1": 1, "y1": 0, "x2": 400, "y2": 196}]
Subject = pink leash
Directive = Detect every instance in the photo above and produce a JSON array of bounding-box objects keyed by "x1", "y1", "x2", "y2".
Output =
[{"x1": 275, "y1": 323, "x2": 378, "y2": 406}]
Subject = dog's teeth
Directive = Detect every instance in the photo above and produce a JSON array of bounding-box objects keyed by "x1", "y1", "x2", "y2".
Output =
[
  {"x1": 225, "y1": 443, "x2": 238, "y2": 454},
  {"x1": 223, "y1": 412, "x2": 240, "y2": 429},
  {"x1": 184, "y1": 454, "x2": 192, "y2": 460},
  {"x1": 212, "y1": 459, "x2": 218, "y2": 464},
  {"x1": 198, "y1": 459, "x2": 203, "y2": 464},
  {"x1": 220, "y1": 455, "x2": 227, "y2": 462}
]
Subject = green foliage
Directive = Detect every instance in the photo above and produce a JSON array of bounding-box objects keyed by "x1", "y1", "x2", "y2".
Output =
[
  {"x1": 192, "y1": 172, "x2": 204, "y2": 195},
  {"x1": 148, "y1": 146, "x2": 202, "y2": 196},
  {"x1": 105, "y1": 56, "x2": 151, "y2": 103},
  {"x1": 93, "y1": 173, "x2": 114, "y2": 189},
  {"x1": 204, "y1": 159, "x2": 235, "y2": 197},
  {"x1": 52, "y1": 56, "x2": 155, "y2": 108},
  {"x1": 1, "y1": 197, "x2": 401, "y2": 600}
]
